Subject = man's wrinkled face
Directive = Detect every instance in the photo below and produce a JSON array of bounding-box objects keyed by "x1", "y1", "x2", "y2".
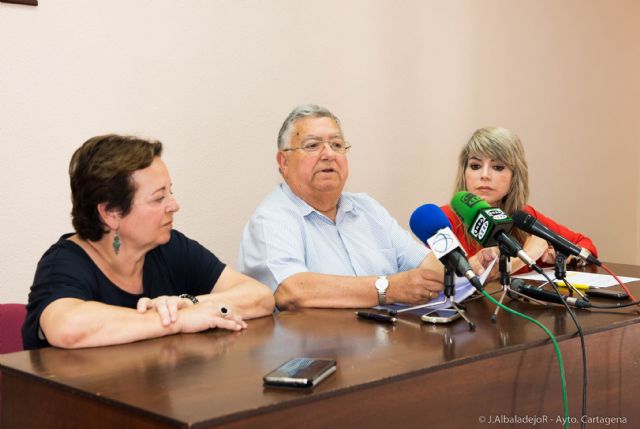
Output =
[{"x1": 278, "y1": 116, "x2": 349, "y2": 202}]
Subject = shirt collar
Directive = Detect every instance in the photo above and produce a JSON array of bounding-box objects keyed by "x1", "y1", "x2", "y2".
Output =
[{"x1": 280, "y1": 182, "x2": 357, "y2": 220}]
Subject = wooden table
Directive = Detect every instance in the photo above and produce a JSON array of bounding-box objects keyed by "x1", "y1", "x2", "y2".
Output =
[{"x1": 2, "y1": 263, "x2": 640, "y2": 428}]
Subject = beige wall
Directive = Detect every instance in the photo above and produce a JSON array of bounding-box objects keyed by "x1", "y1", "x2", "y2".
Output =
[{"x1": 1, "y1": 0, "x2": 638, "y2": 303}]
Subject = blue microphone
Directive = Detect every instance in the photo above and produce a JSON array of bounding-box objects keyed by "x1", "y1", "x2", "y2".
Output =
[{"x1": 410, "y1": 204, "x2": 483, "y2": 290}]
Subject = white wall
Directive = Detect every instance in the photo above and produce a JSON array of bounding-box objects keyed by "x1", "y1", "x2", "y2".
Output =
[{"x1": 1, "y1": 0, "x2": 638, "y2": 303}]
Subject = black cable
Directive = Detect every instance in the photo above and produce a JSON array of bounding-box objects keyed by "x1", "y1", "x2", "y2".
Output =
[
  {"x1": 530, "y1": 267, "x2": 588, "y2": 429},
  {"x1": 484, "y1": 287, "x2": 570, "y2": 428},
  {"x1": 554, "y1": 277, "x2": 588, "y2": 428},
  {"x1": 587, "y1": 300, "x2": 640, "y2": 309}
]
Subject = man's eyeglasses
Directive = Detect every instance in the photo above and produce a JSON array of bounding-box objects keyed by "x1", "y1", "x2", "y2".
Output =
[{"x1": 281, "y1": 139, "x2": 351, "y2": 155}]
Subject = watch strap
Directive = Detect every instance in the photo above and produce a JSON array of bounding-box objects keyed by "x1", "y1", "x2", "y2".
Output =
[{"x1": 375, "y1": 276, "x2": 389, "y2": 306}]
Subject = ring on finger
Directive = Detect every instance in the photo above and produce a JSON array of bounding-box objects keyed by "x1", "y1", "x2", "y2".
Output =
[{"x1": 219, "y1": 306, "x2": 231, "y2": 318}]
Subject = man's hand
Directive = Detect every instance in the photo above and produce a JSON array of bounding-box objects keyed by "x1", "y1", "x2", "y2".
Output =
[{"x1": 386, "y1": 268, "x2": 444, "y2": 305}]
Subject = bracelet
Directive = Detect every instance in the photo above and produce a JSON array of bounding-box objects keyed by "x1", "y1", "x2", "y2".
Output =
[{"x1": 178, "y1": 294, "x2": 199, "y2": 305}]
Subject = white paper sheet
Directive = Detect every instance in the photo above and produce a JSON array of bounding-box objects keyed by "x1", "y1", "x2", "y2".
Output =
[{"x1": 512, "y1": 270, "x2": 639, "y2": 288}]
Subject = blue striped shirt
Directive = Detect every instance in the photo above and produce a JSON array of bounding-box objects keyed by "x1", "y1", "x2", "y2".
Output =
[{"x1": 238, "y1": 182, "x2": 429, "y2": 292}]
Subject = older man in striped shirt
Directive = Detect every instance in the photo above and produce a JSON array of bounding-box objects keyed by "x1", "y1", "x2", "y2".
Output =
[{"x1": 239, "y1": 105, "x2": 450, "y2": 310}]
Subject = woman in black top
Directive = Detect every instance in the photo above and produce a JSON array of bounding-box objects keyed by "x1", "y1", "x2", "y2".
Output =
[{"x1": 23, "y1": 134, "x2": 274, "y2": 349}]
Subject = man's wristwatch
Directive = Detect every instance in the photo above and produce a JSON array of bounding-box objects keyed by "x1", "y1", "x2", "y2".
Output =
[
  {"x1": 374, "y1": 276, "x2": 389, "y2": 305},
  {"x1": 179, "y1": 294, "x2": 199, "y2": 305}
]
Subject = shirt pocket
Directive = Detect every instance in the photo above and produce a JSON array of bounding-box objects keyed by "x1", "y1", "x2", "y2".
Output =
[{"x1": 349, "y1": 245, "x2": 398, "y2": 276}]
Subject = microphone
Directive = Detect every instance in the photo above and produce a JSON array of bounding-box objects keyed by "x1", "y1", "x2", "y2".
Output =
[
  {"x1": 409, "y1": 204, "x2": 483, "y2": 290},
  {"x1": 450, "y1": 192, "x2": 538, "y2": 269},
  {"x1": 517, "y1": 285, "x2": 591, "y2": 308},
  {"x1": 512, "y1": 210, "x2": 601, "y2": 267}
]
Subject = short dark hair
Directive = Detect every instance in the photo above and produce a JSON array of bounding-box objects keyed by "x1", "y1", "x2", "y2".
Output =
[{"x1": 69, "y1": 134, "x2": 163, "y2": 241}]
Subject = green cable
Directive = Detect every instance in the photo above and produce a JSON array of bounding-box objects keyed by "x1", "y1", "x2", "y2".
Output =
[{"x1": 481, "y1": 289, "x2": 569, "y2": 429}]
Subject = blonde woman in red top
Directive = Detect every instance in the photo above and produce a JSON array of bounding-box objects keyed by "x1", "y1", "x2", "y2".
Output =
[{"x1": 442, "y1": 127, "x2": 598, "y2": 274}]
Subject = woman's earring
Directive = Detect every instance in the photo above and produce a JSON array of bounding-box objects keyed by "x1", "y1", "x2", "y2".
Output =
[{"x1": 113, "y1": 230, "x2": 121, "y2": 255}]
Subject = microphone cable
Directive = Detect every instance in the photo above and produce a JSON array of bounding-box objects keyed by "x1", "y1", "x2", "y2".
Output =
[
  {"x1": 480, "y1": 288, "x2": 570, "y2": 429},
  {"x1": 587, "y1": 301, "x2": 640, "y2": 309},
  {"x1": 546, "y1": 277, "x2": 640, "y2": 309},
  {"x1": 556, "y1": 268, "x2": 640, "y2": 310},
  {"x1": 530, "y1": 268, "x2": 588, "y2": 429},
  {"x1": 601, "y1": 263, "x2": 637, "y2": 303}
]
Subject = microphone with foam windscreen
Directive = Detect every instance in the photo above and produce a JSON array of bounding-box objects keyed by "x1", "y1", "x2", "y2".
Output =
[
  {"x1": 409, "y1": 204, "x2": 483, "y2": 290},
  {"x1": 450, "y1": 191, "x2": 539, "y2": 270},
  {"x1": 512, "y1": 210, "x2": 601, "y2": 266}
]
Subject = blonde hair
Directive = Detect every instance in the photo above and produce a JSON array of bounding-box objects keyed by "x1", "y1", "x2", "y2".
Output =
[{"x1": 453, "y1": 127, "x2": 529, "y2": 244}]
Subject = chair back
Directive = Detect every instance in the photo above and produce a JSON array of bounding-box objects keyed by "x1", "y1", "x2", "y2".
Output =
[
  {"x1": 0, "y1": 303, "x2": 26, "y2": 354},
  {"x1": 0, "y1": 303, "x2": 27, "y2": 427}
]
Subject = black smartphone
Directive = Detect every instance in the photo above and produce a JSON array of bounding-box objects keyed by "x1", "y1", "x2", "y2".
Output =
[
  {"x1": 263, "y1": 358, "x2": 336, "y2": 388},
  {"x1": 586, "y1": 288, "x2": 629, "y2": 300}
]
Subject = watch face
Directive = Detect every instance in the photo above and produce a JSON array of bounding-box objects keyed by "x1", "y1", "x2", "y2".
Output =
[{"x1": 375, "y1": 277, "x2": 388, "y2": 291}]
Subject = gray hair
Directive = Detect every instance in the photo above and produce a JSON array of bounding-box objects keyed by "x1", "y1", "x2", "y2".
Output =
[{"x1": 277, "y1": 104, "x2": 341, "y2": 150}]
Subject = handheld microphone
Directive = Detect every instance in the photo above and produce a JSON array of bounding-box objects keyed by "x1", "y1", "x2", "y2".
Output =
[
  {"x1": 517, "y1": 285, "x2": 591, "y2": 308},
  {"x1": 450, "y1": 191, "x2": 537, "y2": 269},
  {"x1": 409, "y1": 204, "x2": 483, "y2": 290},
  {"x1": 512, "y1": 210, "x2": 601, "y2": 267}
]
